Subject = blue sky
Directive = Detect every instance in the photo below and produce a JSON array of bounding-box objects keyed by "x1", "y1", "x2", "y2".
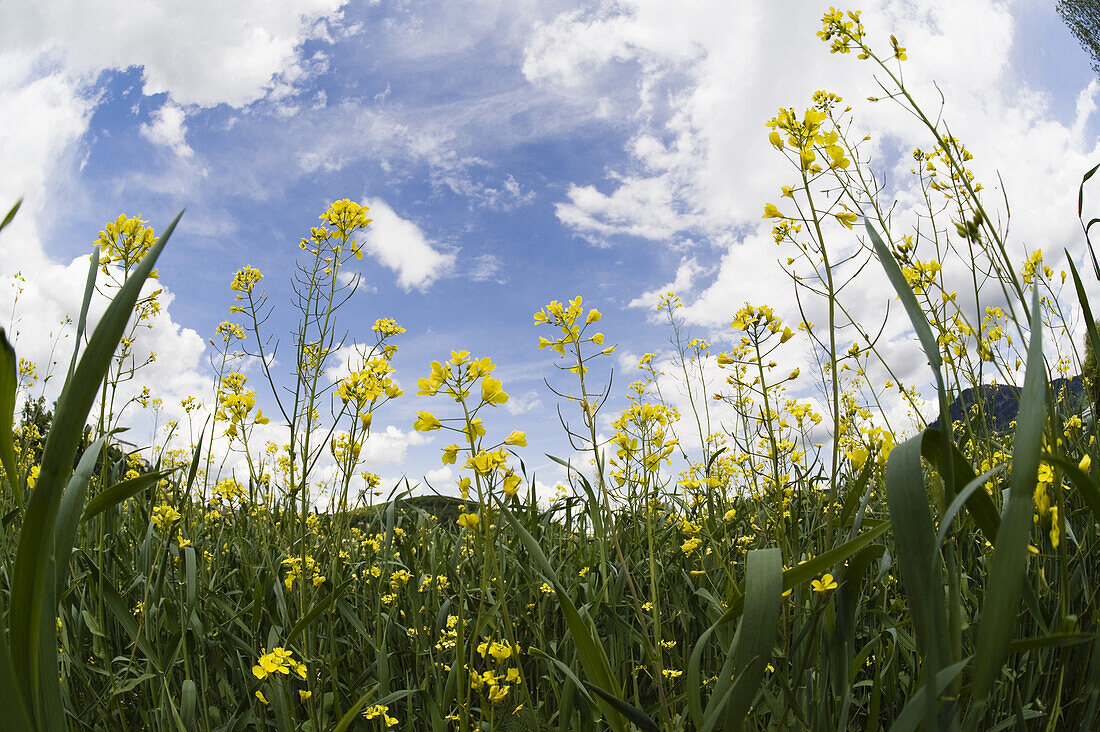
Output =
[{"x1": 2, "y1": 0, "x2": 1099, "y2": 500}]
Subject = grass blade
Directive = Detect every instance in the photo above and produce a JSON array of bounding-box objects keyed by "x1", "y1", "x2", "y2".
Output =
[
  {"x1": 82, "y1": 468, "x2": 176, "y2": 523},
  {"x1": 702, "y1": 547, "x2": 782, "y2": 730},
  {"x1": 54, "y1": 434, "x2": 109, "y2": 593},
  {"x1": 8, "y1": 210, "x2": 181, "y2": 725},
  {"x1": 498, "y1": 502, "x2": 626, "y2": 732},
  {"x1": 884, "y1": 434, "x2": 949, "y2": 727},
  {"x1": 0, "y1": 199, "x2": 20, "y2": 232},
  {"x1": 64, "y1": 247, "x2": 99, "y2": 389},
  {"x1": 888, "y1": 658, "x2": 969, "y2": 732},
  {"x1": 0, "y1": 328, "x2": 19, "y2": 509},
  {"x1": 971, "y1": 284, "x2": 1046, "y2": 706}
]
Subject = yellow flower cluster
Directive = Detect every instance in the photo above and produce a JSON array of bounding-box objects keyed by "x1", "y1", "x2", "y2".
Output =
[
  {"x1": 765, "y1": 97, "x2": 851, "y2": 176},
  {"x1": 469, "y1": 638, "x2": 522, "y2": 704},
  {"x1": 609, "y1": 401, "x2": 680, "y2": 485},
  {"x1": 282, "y1": 555, "x2": 326, "y2": 591},
  {"x1": 229, "y1": 265, "x2": 263, "y2": 295},
  {"x1": 337, "y1": 357, "x2": 402, "y2": 429},
  {"x1": 151, "y1": 504, "x2": 181, "y2": 535},
  {"x1": 362, "y1": 704, "x2": 398, "y2": 726},
  {"x1": 251, "y1": 647, "x2": 306, "y2": 680},
  {"x1": 534, "y1": 296, "x2": 614, "y2": 365},
  {"x1": 96, "y1": 214, "x2": 159, "y2": 278},
  {"x1": 212, "y1": 477, "x2": 246, "y2": 506},
  {"x1": 215, "y1": 372, "x2": 268, "y2": 438},
  {"x1": 372, "y1": 317, "x2": 406, "y2": 337},
  {"x1": 817, "y1": 7, "x2": 867, "y2": 57}
]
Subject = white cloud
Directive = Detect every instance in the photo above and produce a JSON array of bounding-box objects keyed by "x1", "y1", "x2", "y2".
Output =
[
  {"x1": 361, "y1": 198, "x2": 456, "y2": 290},
  {"x1": 525, "y1": 0, "x2": 1100, "y2": 381},
  {"x1": 360, "y1": 424, "x2": 431, "y2": 466},
  {"x1": 0, "y1": 0, "x2": 349, "y2": 457},
  {"x1": 0, "y1": 0, "x2": 346, "y2": 108},
  {"x1": 628, "y1": 256, "x2": 705, "y2": 310},
  {"x1": 140, "y1": 102, "x2": 193, "y2": 158},
  {"x1": 503, "y1": 388, "x2": 543, "y2": 416}
]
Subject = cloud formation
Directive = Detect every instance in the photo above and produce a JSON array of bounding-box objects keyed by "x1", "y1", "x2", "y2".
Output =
[{"x1": 361, "y1": 198, "x2": 456, "y2": 290}]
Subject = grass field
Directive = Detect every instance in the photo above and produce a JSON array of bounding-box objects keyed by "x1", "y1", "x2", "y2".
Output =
[{"x1": 3, "y1": 8, "x2": 1100, "y2": 730}]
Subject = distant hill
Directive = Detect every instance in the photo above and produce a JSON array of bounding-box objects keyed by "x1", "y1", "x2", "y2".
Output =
[{"x1": 931, "y1": 376, "x2": 1088, "y2": 436}]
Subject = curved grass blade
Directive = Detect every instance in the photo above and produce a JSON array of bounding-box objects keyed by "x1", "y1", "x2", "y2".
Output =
[
  {"x1": 1066, "y1": 254, "x2": 1100, "y2": 405},
  {"x1": 884, "y1": 434, "x2": 949, "y2": 728},
  {"x1": 934, "y1": 463, "x2": 1007, "y2": 551},
  {"x1": 700, "y1": 547, "x2": 781, "y2": 731},
  {"x1": 497, "y1": 501, "x2": 626, "y2": 732},
  {"x1": 584, "y1": 682, "x2": 660, "y2": 732},
  {"x1": 64, "y1": 247, "x2": 99, "y2": 389},
  {"x1": 865, "y1": 221, "x2": 943, "y2": 390},
  {"x1": 0, "y1": 199, "x2": 21, "y2": 232},
  {"x1": 0, "y1": 327, "x2": 19, "y2": 509},
  {"x1": 0, "y1": 629, "x2": 33, "y2": 732},
  {"x1": 8, "y1": 210, "x2": 181, "y2": 726},
  {"x1": 55, "y1": 434, "x2": 110, "y2": 593},
  {"x1": 888, "y1": 658, "x2": 969, "y2": 732},
  {"x1": 287, "y1": 577, "x2": 355, "y2": 643},
  {"x1": 1077, "y1": 161, "x2": 1100, "y2": 278},
  {"x1": 971, "y1": 284, "x2": 1046, "y2": 706},
  {"x1": 81, "y1": 468, "x2": 176, "y2": 522},
  {"x1": 1043, "y1": 454, "x2": 1100, "y2": 520},
  {"x1": 920, "y1": 430, "x2": 1002, "y2": 540}
]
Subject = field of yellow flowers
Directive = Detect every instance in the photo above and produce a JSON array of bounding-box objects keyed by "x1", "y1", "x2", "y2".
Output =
[{"x1": 2, "y1": 9, "x2": 1100, "y2": 731}]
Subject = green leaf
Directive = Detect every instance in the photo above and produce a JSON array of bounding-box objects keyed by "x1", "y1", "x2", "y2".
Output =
[
  {"x1": 55, "y1": 434, "x2": 110, "y2": 593},
  {"x1": 82, "y1": 468, "x2": 176, "y2": 522},
  {"x1": 1043, "y1": 453, "x2": 1100, "y2": 521},
  {"x1": 0, "y1": 629, "x2": 32, "y2": 732},
  {"x1": 934, "y1": 463, "x2": 1007, "y2": 552},
  {"x1": 287, "y1": 577, "x2": 355, "y2": 643},
  {"x1": 1076, "y1": 161, "x2": 1100, "y2": 278},
  {"x1": 884, "y1": 434, "x2": 949, "y2": 727},
  {"x1": 0, "y1": 199, "x2": 21, "y2": 232},
  {"x1": 583, "y1": 682, "x2": 660, "y2": 732},
  {"x1": 64, "y1": 247, "x2": 100, "y2": 388},
  {"x1": 8, "y1": 211, "x2": 180, "y2": 726},
  {"x1": 0, "y1": 327, "x2": 19, "y2": 510},
  {"x1": 865, "y1": 221, "x2": 943, "y2": 391},
  {"x1": 701, "y1": 547, "x2": 782, "y2": 731},
  {"x1": 972, "y1": 284, "x2": 1046, "y2": 705},
  {"x1": 888, "y1": 658, "x2": 969, "y2": 732}
]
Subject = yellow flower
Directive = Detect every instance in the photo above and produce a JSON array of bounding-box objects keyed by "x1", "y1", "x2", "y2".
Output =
[
  {"x1": 230, "y1": 265, "x2": 264, "y2": 294},
  {"x1": 441, "y1": 444, "x2": 460, "y2": 465},
  {"x1": 299, "y1": 690, "x2": 312, "y2": 702},
  {"x1": 763, "y1": 203, "x2": 784, "y2": 219},
  {"x1": 835, "y1": 210, "x2": 858, "y2": 229},
  {"x1": 502, "y1": 473, "x2": 522, "y2": 498},
  {"x1": 456, "y1": 512, "x2": 479, "y2": 529},
  {"x1": 481, "y1": 377, "x2": 509, "y2": 406},
  {"x1": 255, "y1": 691, "x2": 268, "y2": 705},
  {"x1": 1080, "y1": 454, "x2": 1091, "y2": 472},
  {"x1": 681, "y1": 537, "x2": 702, "y2": 555},
  {"x1": 586, "y1": 308, "x2": 601, "y2": 324},
  {"x1": 362, "y1": 704, "x2": 398, "y2": 726},
  {"x1": 413, "y1": 411, "x2": 442, "y2": 431},
  {"x1": 252, "y1": 647, "x2": 306, "y2": 680},
  {"x1": 503, "y1": 430, "x2": 527, "y2": 447},
  {"x1": 151, "y1": 505, "x2": 181, "y2": 535},
  {"x1": 812, "y1": 573, "x2": 838, "y2": 593}
]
